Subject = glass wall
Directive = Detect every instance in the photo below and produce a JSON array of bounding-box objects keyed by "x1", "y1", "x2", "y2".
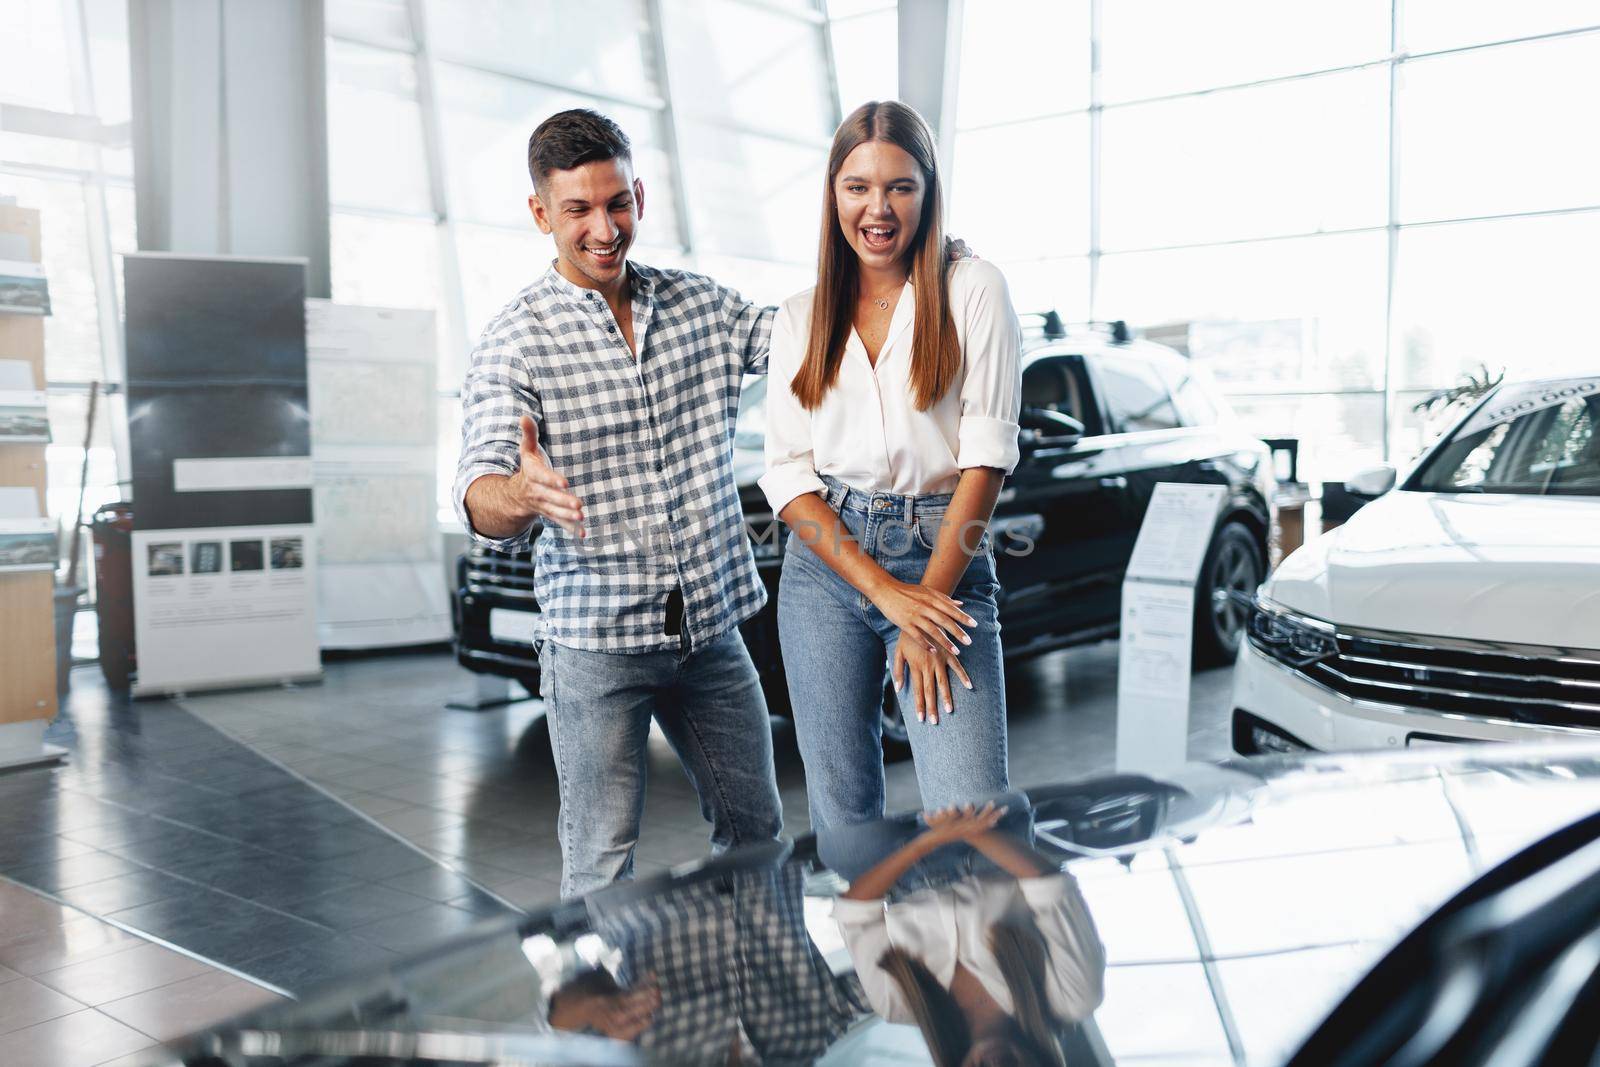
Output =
[
  {"x1": 951, "y1": 1, "x2": 1600, "y2": 481},
  {"x1": 0, "y1": 0, "x2": 131, "y2": 599},
  {"x1": 12, "y1": 0, "x2": 1593, "y2": 543}
]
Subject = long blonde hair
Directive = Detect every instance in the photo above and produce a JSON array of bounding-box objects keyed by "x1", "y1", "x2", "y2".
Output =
[{"x1": 791, "y1": 100, "x2": 960, "y2": 412}]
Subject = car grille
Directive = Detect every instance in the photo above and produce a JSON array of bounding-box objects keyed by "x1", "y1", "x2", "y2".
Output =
[
  {"x1": 1302, "y1": 628, "x2": 1600, "y2": 730},
  {"x1": 462, "y1": 547, "x2": 538, "y2": 600}
]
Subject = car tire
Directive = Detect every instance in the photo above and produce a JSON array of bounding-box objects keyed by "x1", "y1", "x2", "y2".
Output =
[
  {"x1": 881, "y1": 676, "x2": 913, "y2": 763},
  {"x1": 1195, "y1": 520, "x2": 1264, "y2": 667}
]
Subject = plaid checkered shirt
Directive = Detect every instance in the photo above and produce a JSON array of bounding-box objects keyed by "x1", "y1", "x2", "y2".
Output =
[
  {"x1": 454, "y1": 260, "x2": 775, "y2": 653},
  {"x1": 589, "y1": 858, "x2": 871, "y2": 1065}
]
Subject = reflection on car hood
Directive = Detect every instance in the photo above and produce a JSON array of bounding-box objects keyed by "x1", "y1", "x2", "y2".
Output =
[
  {"x1": 168, "y1": 743, "x2": 1600, "y2": 1067},
  {"x1": 1267, "y1": 490, "x2": 1600, "y2": 648}
]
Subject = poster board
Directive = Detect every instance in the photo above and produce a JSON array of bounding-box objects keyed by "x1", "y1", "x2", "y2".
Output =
[
  {"x1": 306, "y1": 300, "x2": 448, "y2": 648},
  {"x1": 130, "y1": 524, "x2": 319, "y2": 693},
  {"x1": 1115, "y1": 482, "x2": 1227, "y2": 776},
  {"x1": 124, "y1": 253, "x2": 321, "y2": 696},
  {"x1": 0, "y1": 257, "x2": 51, "y2": 315}
]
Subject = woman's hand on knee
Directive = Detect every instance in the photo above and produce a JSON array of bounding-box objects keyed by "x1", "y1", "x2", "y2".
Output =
[{"x1": 892, "y1": 634, "x2": 973, "y2": 725}]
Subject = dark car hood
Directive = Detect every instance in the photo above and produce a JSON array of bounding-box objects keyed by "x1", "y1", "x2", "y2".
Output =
[{"x1": 168, "y1": 742, "x2": 1600, "y2": 1067}]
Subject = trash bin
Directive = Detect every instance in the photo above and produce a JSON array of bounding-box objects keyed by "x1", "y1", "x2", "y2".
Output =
[
  {"x1": 91, "y1": 502, "x2": 135, "y2": 690},
  {"x1": 53, "y1": 584, "x2": 82, "y2": 696}
]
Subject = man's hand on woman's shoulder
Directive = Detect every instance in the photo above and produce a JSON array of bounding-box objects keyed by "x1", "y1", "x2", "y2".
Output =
[{"x1": 944, "y1": 236, "x2": 976, "y2": 261}]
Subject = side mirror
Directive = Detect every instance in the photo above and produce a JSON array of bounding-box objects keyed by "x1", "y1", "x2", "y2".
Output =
[
  {"x1": 1019, "y1": 407, "x2": 1084, "y2": 451},
  {"x1": 1345, "y1": 464, "x2": 1396, "y2": 497}
]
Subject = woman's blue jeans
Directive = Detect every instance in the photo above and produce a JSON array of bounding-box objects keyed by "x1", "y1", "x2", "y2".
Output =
[
  {"x1": 778, "y1": 476, "x2": 1009, "y2": 831},
  {"x1": 817, "y1": 790, "x2": 1035, "y2": 897}
]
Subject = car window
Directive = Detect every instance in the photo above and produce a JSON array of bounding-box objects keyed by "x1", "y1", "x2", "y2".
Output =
[
  {"x1": 1413, "y1": 379, "x2": 1600, "y2": 496},
  {"x1": 1096, "y1": 355, "x2": 1182, "y2": 432},
  {"x1": 1164, "y1": 363, "x2": 1229, "y2": 426},
  {"x1": 1021, "y1": 356, "x2": 1103, "y2": 436}
]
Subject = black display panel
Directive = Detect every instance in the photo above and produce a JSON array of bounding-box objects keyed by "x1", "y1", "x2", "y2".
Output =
[{"x1": 125, "y1": 255, "x2": 312, "y2": 530}]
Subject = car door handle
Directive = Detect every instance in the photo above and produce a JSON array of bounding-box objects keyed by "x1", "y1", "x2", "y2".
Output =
[{"x1": 1099, "y1": 476, "x2": 1128, "y2": 490}]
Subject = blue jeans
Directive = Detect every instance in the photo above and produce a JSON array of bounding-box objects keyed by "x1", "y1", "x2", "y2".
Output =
[
  {"x1": 818, "y1": 790, "x2": 1034, "y2": 896},
  {"x1": 538, "y1": 629, "x2": 784, "y2": 898},
  {"x1": 777, "y1": 476, "x2": 1009, "y2": 831}
]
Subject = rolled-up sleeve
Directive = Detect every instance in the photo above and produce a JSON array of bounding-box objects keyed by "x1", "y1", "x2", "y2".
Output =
[
  {"x1": 758, "y1": 301, "x2": 827, "y2": 516},
  {"x1": 716, "y1": 281, "x2": 778, "y2": 375},
  {"x1": 453, "y1": 326, "x2": 542, "y2": 551},
  {"x1": 955, "y1": 260, "x2": 1023, "y2": 474},
  {"x1": 1020, "y1": 871, "x2": 1107, "y2": 1022},
  {"x1": 831, "y1": 896, "x2": 913, "y2": 1023}
]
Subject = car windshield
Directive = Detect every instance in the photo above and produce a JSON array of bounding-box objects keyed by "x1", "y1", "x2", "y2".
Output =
[
  {"x1": 1413, "y1": 377, "x2": 1600, "y2": 496},
  {"x1": 734, "y1": 374, "x2": 767, "y2": 450}
]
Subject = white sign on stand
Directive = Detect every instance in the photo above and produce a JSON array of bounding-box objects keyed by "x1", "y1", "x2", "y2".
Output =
[
  {"x1": 131, "y1": 524, "x2": 321, "y2": 696},
  {"x1": 306, "y1": 300, "x2": 448, "y2": 649},
  {"x1": 1116, "y1": 482, "x2": 1228, "y2": 776}
]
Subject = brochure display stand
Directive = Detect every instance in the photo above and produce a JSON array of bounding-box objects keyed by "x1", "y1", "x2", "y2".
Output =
[
  {"x1": 1115, "y1": 482, "x2": 1228, "y2": 776},
  {"x1": 124, "y1": 254, "x2": 322, "y2": 697},
  {"x1": 0, "y1": 204, "x2": 65, "y2": 769}
]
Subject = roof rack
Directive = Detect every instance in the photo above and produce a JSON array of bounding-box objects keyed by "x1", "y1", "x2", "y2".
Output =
[{"x1": 1018, "y1": 312, "x2": 1131, "y2": 344}]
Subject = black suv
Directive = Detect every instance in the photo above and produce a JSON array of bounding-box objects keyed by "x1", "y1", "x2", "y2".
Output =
[{"x1": 453, "y1": 320, "x2": 1274, "y2": 755}]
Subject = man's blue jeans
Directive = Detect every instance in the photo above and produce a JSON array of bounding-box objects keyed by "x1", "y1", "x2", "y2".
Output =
[
  {"x1": 777, "y1": 477, "x2": 1010, "y2": 831},
  {"x1": 538, "y1": 629, "x2": 783, "y2": 898}
]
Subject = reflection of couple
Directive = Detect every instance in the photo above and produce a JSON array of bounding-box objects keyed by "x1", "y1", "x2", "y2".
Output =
[
  {"x1": 454, "y1": 102, "x2": 1022, "y2": 897},
  {"x1": 539, "y1": 808, "x2": 1103, "y2": 1067},
  {"x1": 825, "y1": 800, "x2": 1106, "y2": 1067}
]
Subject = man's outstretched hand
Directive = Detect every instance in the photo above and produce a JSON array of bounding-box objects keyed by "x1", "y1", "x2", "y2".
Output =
[
  {"x1": 463, "y1": 415, "x2": 586, "y2": 540},
  {"x1": 512, "y1": 416, "x2": 585, "y2": 537}
]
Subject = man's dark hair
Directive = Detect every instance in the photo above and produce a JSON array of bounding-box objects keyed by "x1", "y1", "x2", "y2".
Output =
[{"x1": 527, "y1": 109, "x2": 632, "y2": 193}]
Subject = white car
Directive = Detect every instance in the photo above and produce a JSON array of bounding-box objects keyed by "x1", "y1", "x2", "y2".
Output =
[{"x1": 1232, "y1": 374, "x2": 1600, "y2": 754}]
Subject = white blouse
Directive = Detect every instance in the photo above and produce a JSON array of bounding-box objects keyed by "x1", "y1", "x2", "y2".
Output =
[
  {"x1": 831, "y1": 873, "x2": 1106, "y2": 1025},
  {"x1": 759, "y1": 258, "x2": 1023, "y2": 517}
]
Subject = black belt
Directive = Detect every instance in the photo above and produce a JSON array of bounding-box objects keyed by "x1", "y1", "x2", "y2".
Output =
[{"x1": 663, "y1": 587, "x2": 684, "y2": 637}]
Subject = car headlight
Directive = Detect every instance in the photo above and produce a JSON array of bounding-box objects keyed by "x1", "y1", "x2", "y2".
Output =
[{"x1": 1248, "y1": 598, "x2": 1338, "y2": 668}]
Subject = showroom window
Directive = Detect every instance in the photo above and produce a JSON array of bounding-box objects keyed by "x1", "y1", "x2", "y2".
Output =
[
  {"x1": 951, "y1": 3, "x2": 1600, "y2": 482},
  {"x1": 0, "y1": 0, "x2": 131, "y2": 642}
]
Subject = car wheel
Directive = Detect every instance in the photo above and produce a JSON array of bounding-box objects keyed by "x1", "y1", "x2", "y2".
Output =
[
  {"x1": 1195, "y1": 520, "x2": 1264, "y2": 667},
  {"x1": 881, "y1": 676, "x2": 913, "y2": 763}
]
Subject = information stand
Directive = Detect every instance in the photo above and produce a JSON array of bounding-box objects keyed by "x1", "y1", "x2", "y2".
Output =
[
  {"x1": 125, "y1": 254, "x2": 322, "y2": 697},
  {"x1": 1115, "y1": 482, "x2": 1227, "y2": 776}
]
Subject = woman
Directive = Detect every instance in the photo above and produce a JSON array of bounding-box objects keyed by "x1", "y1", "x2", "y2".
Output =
[
  {"x1": 830, "y1": 803, "x2": 1106, "y2": 1067},
  {"x1": 760, "y1": 100, "x2": 1023, "y2": 830}
]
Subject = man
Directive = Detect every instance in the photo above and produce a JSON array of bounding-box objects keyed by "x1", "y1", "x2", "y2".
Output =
[{"x1": 454, "y1": 109, "x2": 783, "y2": 897}]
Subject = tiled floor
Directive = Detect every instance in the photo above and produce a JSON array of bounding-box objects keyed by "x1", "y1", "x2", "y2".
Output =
[
  {"x1": 0, "y1": 877, "x2": 283, "y2": 1067},
  {"x1": 0, "y1": 677, "x2": 516, "y2": 1000},
  {"x1": 0, "y1": 639, "x2": 1235, "y2": 1066},
  {"x1": 176, "y1": 641, "x2": 1235, "y2": 905}
]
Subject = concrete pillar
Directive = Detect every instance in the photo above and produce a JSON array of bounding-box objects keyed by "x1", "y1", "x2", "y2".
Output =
[
  {"x1": 898, "y1": 0, "x2": 964, "y2": 179},
  {"x1": 129, "y1": 0, "x2": 330, "y2": 298}
]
